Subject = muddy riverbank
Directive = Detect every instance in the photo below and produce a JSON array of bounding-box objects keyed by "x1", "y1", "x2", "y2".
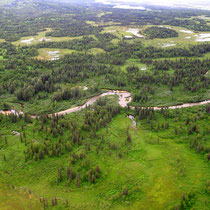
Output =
[{"x1": 0, "y1": 90, "x2": 209, "y2": 117}]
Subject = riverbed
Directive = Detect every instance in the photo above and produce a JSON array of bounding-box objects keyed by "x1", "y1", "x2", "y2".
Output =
[{"x1": 0, "y1": 90, "x2": 209, "y2": 117}]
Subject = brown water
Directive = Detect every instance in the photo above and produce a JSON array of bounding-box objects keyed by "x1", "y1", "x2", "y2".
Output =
[
  {"x1": 0, "y1": 90, "x2": 209, "y2": 117},
  {"x1": 49, "y1": 90, "x2": 131, "y2": 116}
]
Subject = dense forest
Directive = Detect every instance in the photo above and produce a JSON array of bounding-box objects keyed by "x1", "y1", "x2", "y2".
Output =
[
  {"x1": 143, "y1": 27, "x2": 179, "y2": 39},
  {"x1": 1, "y1": 0, "x2": 210, "y2": 42},
  {"x1": 0, "y1": 38, "x2": 209, "y2": 113}
]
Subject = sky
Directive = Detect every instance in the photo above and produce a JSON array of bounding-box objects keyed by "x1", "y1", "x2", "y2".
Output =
[{"x1": 94, "y1": 0, "x2": 210, "y2": 10}]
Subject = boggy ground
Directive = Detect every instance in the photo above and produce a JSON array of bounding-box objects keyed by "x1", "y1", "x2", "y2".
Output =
[{"x1": 0, "y1": 101, "x2": 209, "y2": 210}]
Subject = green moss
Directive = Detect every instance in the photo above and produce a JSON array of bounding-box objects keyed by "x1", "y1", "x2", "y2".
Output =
[{"x1": 0, "y1": 105, "x2": 209, "y2": 209}]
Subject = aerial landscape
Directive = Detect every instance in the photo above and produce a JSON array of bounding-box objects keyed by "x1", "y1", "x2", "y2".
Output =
[{"x1": 0, "y1": 0, "x2": 209, "y2": 209}]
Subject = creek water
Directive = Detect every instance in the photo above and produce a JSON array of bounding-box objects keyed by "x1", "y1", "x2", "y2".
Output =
[{"x1": 0, "y1": 90, "x2": 209, "y2": 117}]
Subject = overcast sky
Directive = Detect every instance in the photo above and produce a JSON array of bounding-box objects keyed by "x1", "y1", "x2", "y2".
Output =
[
  {"x1": 95, "y1": 0, "x2": 210, "y2": 9},
  {"x1": 96, "y1": 0, "x2": 210, "y2": 5}
]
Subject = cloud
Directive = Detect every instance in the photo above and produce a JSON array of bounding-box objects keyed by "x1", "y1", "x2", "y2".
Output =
[
  {"x1": 97, "y1": 0, "x2": 209, "y2": 4},
  {"x1": 95, "y1": 0, "x2": 210, "y2": 10}
]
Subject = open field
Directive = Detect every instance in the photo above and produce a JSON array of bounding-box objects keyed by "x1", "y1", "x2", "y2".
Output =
[
  {"x1": 12, "y1": 28, "x2": 83, "y2": 47},
  {"x1": 35, "y1": 48, "x2": 78, "y2": 60},
  {"x1": 102, "y1": 25, "x2": 137, "y2": 38},
  {"x1": 0, "y1": 39, "x2": 5, "y2": 43},
  {"x1": 0, "y1": 184, "x2": 42, "y2": 210},
  {"x1": 4, "y1": 21, "x2": 210, "y2": 52},
  {"x1": 34, "y1": 47, "x2": 105, "y2": 60},
  {"x1": 0, "y1": 104, "x2": 209, "y2": 209},
  {"x1": 102, "y1": 24, "x2": 210, "y2": 48},
  {"x1": 119, "y1": 59, "x2": 149, "y2": 73},
  {"x1": 88, "y1": 48, "x2": 105, "y2": 55},
  {"x1": 7, "y1": 24, "x2": 210, "y2": 49},
  {"x1": 141, "y1": 25, "x2": 200, "y2": 48}
]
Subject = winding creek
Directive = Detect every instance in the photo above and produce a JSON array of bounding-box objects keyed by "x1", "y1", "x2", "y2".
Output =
[{"x1": 0, "y1": 90, "x2": 210, "y2": 118}]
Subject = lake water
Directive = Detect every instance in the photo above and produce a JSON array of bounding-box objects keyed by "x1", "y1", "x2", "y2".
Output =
[
  {"x1": 180, "y1": 30, "x2": 193, "y2": 34},
  {"x1": 162, "y1": 44, "x2": 176, "y2": 48},
  {"x1": 126, "y1": 28, "x2": 144, "y2": 38},
  {"x1": 95, "y1": 0, "x2": 145, "y2": 10},
  {"x1": 195, "y1": 33, "x2": 210, "y2": 42},
  {"x1": 21, "y1": 38, "x2": 34, "y2": 44},
  {"x1": 48, "y1": 51, "x2": 60, "y2": 60},
  {"x1": 113, "y1": 5, "x2": 145, "y2": 10},
  {"x1": 124, "y1": 35, "x2": 133, "y2": 39},
  {"x1": 39, "y1": 38, "x2": 51, "y2": 42},
  {"x1": 94, "y1": 0, "x2": 210, "y2": 11}
]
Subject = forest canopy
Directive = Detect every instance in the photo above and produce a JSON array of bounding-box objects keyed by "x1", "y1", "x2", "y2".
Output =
[{"x1": 143, "y1": 26, "x2": 179, "y2": 39}]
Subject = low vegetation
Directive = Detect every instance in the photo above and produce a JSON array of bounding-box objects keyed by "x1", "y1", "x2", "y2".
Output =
[{"x1": 0, "y1": 100, "x2": 209, "y2": 209}]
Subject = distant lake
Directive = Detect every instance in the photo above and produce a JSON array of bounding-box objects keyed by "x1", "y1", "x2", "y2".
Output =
[
  {"x1": 94, "y1": 0, "x2": 145, "y2": 10},
  {"x1": 94, "y1": 0, "x2": 210, "y2": 10},
  {"x1": 113, "y1": 4, "x2": 145, "y2": 10}
]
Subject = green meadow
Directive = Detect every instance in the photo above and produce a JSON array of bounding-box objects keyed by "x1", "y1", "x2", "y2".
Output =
[{"x1": 0, "y1": 101, "x2": 209, "y2": 209}]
